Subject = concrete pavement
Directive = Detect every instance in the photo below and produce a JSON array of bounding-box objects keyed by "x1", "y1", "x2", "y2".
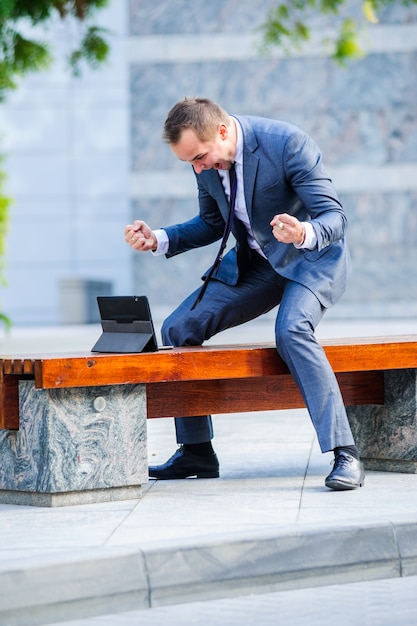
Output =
[
  {"x1": 1, "y1": 315, "x2": 417, "y2": 625},
  {"x1": 44, "y1": 576, "x2": 417, "y2": 626}
]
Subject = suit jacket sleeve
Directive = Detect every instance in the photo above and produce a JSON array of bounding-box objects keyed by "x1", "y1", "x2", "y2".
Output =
[
  {"x1": 282, "y1": 131, "x2": 347, "y2": 250},
  {"x1": 163, "y1": 175, "x2": 226, "y2": 258}
]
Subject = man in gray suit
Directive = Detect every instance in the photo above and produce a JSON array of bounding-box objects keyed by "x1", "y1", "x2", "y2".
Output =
[{"x1": 125, "y1": 97, "x2": 365, "y2": 490}]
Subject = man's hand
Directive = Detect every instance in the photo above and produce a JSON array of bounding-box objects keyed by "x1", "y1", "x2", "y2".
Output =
[
  {"x1": 124, "y1": 220, "x2": 158, "y2": 252},
  {"x1": 271, "y1": 213, "x2": 305, "y2": 246}
]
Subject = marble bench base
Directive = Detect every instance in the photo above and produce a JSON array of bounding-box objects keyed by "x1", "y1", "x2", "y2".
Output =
[
  {"x1": 0, "y1": 381, "x2": 148, "y2": 507},
  {"x1": 348, "y1": 369, "x2": 417, "y2": 473}
]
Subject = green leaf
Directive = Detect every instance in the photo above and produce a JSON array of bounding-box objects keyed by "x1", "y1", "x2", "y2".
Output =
[
  {"x1": 332, "y1": 18, "x2": 365, "y2": 64},
  {"x1": 69, "y1": 25, "x2": 110, "y2": 75},
  {"x1": 294, "y1": 21, "x2": 310, "y2": 41},
  {"x1": 11, "y1": 32, "x2": 52, "y2": 74},
  {"x1": 0, "y1": 312, "x2": 12, "y2": 330}
]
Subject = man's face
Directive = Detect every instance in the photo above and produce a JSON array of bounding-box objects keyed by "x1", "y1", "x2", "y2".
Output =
[{"x1": 170, "y1": 124, "x2": 235, "y2": 174}]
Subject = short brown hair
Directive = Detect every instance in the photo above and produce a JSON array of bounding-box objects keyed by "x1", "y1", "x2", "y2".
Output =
[{"x1": 163, "y1": 97, "x2": 230, "y2": 145}]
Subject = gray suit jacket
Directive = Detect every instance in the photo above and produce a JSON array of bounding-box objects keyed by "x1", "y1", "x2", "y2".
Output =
[{"x1": 164, "y1": 115, "x2": 351, "y2": 308}]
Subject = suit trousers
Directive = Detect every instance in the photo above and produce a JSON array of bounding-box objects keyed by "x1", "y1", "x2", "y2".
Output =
[{"x1": 161, "y1": 253, "x2": 355, "y2": 453}]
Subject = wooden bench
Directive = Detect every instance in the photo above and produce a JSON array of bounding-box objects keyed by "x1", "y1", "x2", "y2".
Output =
[{"x1": 1, "y1": 335, "x2": 417, "y2": 505}]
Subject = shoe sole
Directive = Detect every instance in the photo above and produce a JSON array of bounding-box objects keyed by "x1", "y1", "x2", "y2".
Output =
[
  {"x1": 149, "y1": 471, "x2": 220, "y2": 480},
  {"x1": 325, "y1": 478, "x2": 365, "y2": 491},
  {"x1": 196, "y1": 471, "x2": 219, "y2": 479}
]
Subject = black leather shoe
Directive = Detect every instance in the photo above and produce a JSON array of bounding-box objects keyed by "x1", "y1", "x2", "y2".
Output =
[
  {"x1": 149, "y1": 446, "x2": 219, "y2": 479},
  {"x1": 325, "y1": 451, "x2": 365, "y2": 490}
]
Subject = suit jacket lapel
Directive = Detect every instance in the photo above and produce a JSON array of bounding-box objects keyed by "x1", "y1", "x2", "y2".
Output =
[
  {"x1": 199, "y1": 170, "x2": 230, "y2": 221},
  {"x1": 234, "y1": 115, "x2": 259, "y2": 221},
  {"x1": 242, "y1": 149, "x2": 259, "y2": 221},
  {"x1": 199, "y1": 115, "x2": 260, "y2": 222}
]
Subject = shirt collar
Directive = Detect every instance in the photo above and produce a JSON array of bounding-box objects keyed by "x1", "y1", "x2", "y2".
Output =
[{"x1": 232, "y1": 116, "x2": 243, "y2": 167}]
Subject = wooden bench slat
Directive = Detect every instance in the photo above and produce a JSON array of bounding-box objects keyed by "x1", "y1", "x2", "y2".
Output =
[
  {"x1": 23, "y1": 358, "x2": 36, "y2": 375},
  {"x1": 3, "y1": 357, "x2": 36, "y2": 376},
  {"x1": 4, "y1": 358, "x2": 23, "y2": 375},
  {"x1": 33, "y1": 347, "x2": 286, "y2": 389},
  {"x1": 0, "y1": 370, "x2": 20, "y2": 430},
  {"x1": 32, "y1": 337, "x2": 417, "y2": 389},
  {"x1": 146, "y1": 371, "x2": 385, "y2": 418},
  {"x1": 324, "y1": 342, "x2": 417, "y2": 372}
]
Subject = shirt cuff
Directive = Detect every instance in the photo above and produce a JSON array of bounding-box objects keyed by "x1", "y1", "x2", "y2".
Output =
[
  {"x1": 152, "y1": 228, "x2": 169, "y2": 255},
  {"x1": 293, "y1": 222, "x2": 317, "y2": 250}
]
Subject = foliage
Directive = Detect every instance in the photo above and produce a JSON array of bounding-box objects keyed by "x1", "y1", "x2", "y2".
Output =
[
  {"x1": 260, "y1": 0, "x2": 417, "y2": 64},
  {"x1": 0, "y1": 1, "x2": 111, "y2": 326},
  {"x1": 0, "y1": 157, "x2": 12, "y2": 329},
  {"x1": 0, "y1": 0, "x2": 111, "y2": 101}
]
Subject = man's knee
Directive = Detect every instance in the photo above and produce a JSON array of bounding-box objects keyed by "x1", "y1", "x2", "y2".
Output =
[
  {"x1": 275, "y1": 316, "x2": 314, "y2": 356},
  {"x1": 161, "y1": 314, "x2": 181, "y2": 346},
  {"x1": 161, "y1": 309, "x2": 206, "y2": 347}
]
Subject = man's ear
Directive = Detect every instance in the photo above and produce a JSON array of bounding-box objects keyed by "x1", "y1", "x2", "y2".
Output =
[{"x1": 218, "y1": 123, "x2": 228, "y2": 140}]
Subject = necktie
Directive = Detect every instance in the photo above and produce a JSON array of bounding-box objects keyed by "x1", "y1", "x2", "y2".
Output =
[{"x1": 191, "y1": 163, "x2": 237, "y2": 309}]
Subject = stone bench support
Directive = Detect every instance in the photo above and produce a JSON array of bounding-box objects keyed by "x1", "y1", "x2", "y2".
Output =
[
  {"x1": 347, "y1": 369, "x2": 417, "y2": 473},
  {"x1": 0, "y1": 381, "x2": 148, "y2": 506}
]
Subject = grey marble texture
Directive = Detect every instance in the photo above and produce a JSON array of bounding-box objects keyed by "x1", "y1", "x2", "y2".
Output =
[
  {"x1": 0, "y1": 381, "x2": 148, "y2": 505},
  {"x1": 348, "y1": 368, "x2": 417, "y2": 472}
]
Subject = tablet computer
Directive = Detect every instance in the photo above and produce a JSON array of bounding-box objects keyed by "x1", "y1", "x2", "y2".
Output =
[{"x1": 91, "y1": 295, "x2": 158, "y2": 353}]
